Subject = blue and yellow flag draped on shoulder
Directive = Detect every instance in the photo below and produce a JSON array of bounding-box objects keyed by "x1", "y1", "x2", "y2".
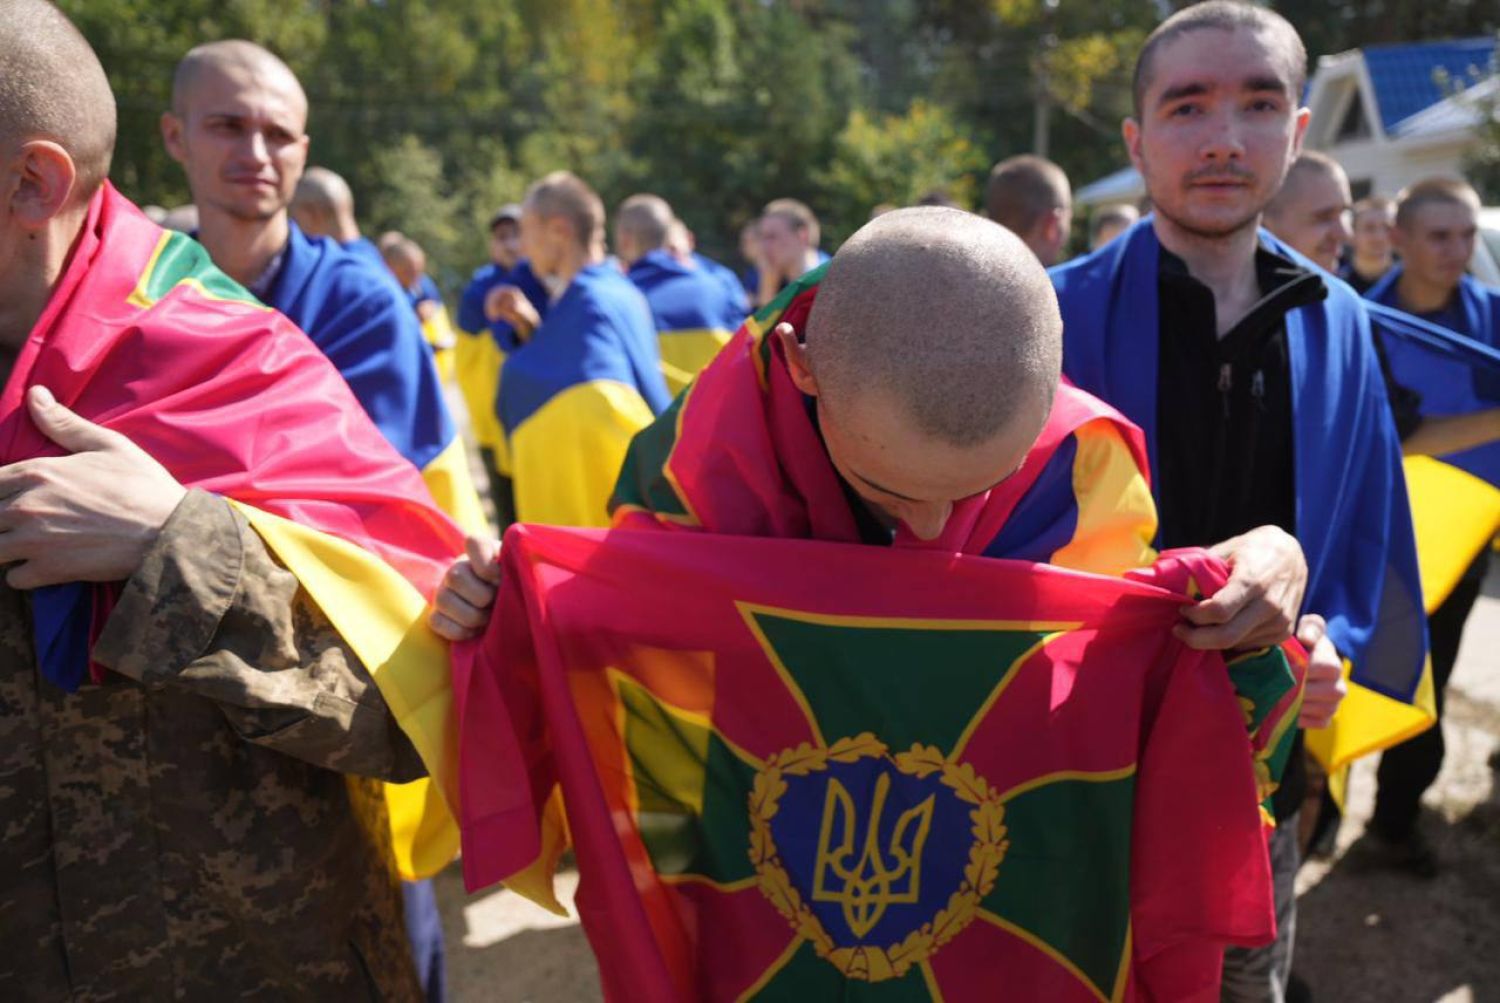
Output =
[
  {"x1": 499, "y1": 262, "x2": 671, "y2": 527},
  {"x1": 265, "y1": 221, "x2": 486, "y2": 536},
  {"x1": 1365, "y1": 269, "x2": 1500, "y2": 611},
  {"x1": 1051, "y1": 220, "x2": 1432, "y2": 775},
  {"x1": 17, "y1": 186, "x2": 466, "y2": 881},
  {"x1": 627, "y1": 249, "x2": 749, "y2": 394},
  {"x1": 456, "y1": 260, "x2": 549, "y2": 478}
]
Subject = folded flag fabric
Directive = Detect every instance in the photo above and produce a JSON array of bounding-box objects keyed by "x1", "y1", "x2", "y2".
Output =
[
  {"x1": 454, "y1": 526, "x2": 1304, "y2": 1002},
  {"x1": 1052, "y1": 221, "x2": 1430, "y2": 779},
  {"x1": 626, "y1": 249, "x2": 749, "y2": 394},
  {"x1": 263, "y1": 220, "x2": 487, "y2": 538},
  {"x1": 611, "y1": 266, "x2": 1160, "y2": 579},
  {"x1": 13, "y1": 183, "x2": 465, "y2": 879}
]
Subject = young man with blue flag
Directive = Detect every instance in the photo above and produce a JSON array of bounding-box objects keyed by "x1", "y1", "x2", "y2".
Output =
[
  {"x1": 1362, "y1": 176, "x2": 1500, "y2": 876},
  {"x1": 615, "y1": 193, "x2": 748, "y2": 393},
  {"x1": 455, "y1": 205, "x2": 548, "y2": 529},
  {"x1": 1051, "y1": 4, "x2": 1410, "y2": 1000},
  {"x1": 161, "y1": 40, "x2": 485, "y2": 536},
  {"x1": 160, "y1": 40, "x2": 476, "y2": 1001},
  {"x1": 495, "y1": 172, "x2": 671, "y2": 528}
]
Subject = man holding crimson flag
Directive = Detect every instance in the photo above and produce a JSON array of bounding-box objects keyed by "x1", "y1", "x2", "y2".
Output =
[{"x1": 433, "y1": 208, "x2": 1342, "y2": 1000}]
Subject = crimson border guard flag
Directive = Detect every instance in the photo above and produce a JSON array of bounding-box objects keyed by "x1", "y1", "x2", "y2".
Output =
[
  {"x1": 454, "y1": 527, "x2": 1304, "y2": 1002},
  {"x1": 12, "y1": 183, "x2": 466, "y2": 880}
]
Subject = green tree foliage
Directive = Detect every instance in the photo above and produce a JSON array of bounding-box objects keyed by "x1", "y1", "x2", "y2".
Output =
[
  {"x1": 817, "y1": 101, "x2": 988, "y2": 243},
  {"x1": 56, "y1": 0, "x2": 1500, "y2": 283}
]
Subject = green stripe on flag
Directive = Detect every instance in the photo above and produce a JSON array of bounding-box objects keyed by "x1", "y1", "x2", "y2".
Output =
[
  {"x1": 983, "y1": 775, "x2": 1134, "y2": 1002},
  {"x1": 619, "y1": 676, "x2": 759, "y2": 884},
  {"x1": 141, "y1": 232, "x2": 264, "y2": 308}
]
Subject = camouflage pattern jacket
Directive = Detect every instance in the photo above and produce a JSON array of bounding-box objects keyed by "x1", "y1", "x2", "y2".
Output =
[{"x1": 0, "y1": 490, "x2": 425, "y2": 1001}]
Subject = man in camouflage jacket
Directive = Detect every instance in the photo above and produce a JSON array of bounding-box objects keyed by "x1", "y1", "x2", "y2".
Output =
[{"x1": 0, "y1": 3, "x2": 431, "y2": 998}]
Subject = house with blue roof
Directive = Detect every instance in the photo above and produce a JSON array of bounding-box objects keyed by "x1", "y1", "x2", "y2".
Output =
[{"x1": 1076, "y1": 36, "x2": 1498, "y2": 210}]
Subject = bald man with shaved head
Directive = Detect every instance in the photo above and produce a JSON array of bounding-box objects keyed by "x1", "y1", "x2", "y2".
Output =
[
  {"x1": 491, "y1": 171, "x2": 670, "y2": 527},
  {"x1": 0, "y1": 3, "x2": 490, "y2": 998},
  {"x1": 291, "y1": 164, "x2": 388, "y2": 268},
  {"x1": 161, "y1": 41, "x2": 484, "y2": 538},
  {"x1": 432, "y1": 215, "x2": 1308, "y2": 988},
  {"x1": 1263, "y1": 152, "x2": 1353, "y2": 273},
  {"x1": 164, "y1": 39, "x2": 480, "y2": 1001},
  {"x1": 615, "y1": 193, "x2": 748, "y2": 392},
  {"x1": 435, "y1": 208, "x2": 1160, "y2": 621},
  {"x1": 984, "y1": 154, "x2": 1074, "y2": 266}
]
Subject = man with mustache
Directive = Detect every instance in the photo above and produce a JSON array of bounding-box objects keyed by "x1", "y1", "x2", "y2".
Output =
[{"x1": 1052, "y1": 4, "x2": 1421, "y2": 1000}]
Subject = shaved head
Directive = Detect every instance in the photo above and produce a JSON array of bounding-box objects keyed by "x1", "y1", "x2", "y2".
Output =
[
  {"x1": 1265, "y1": 151, "x2": 1345, "y2": 218},
  {"x1": 293, "y1": 166, "x2": 353, "y2": 216},
  {"x1": 525, "y1": 171, "x2": 605, "y2": 249},
  {"x1": 0, "y1": 0, "x2": 116, "y2": 202},
  {"x1": 290, "y1": 166, "x2": 357, "y2": 240},
  {"x1": 806, "y1": 207, "x2": 1061, "y2": 448},
  {"x1": 615, "y1": 193, "x2": 673, "y2": 260},
  {"x1": 984, "y1": 156, "x2": 1070, "y2": 236},
  {"x1": 171, "y1": 40, "x2": 306, "y2": 123}
]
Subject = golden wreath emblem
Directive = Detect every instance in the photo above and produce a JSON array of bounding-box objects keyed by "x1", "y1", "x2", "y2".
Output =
[{"x1": 748, "y1": 732, "x2": 1009, "y2": 982}]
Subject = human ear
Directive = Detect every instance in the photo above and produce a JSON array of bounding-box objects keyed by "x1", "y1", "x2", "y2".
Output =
[
  {"x1": 1122, "y1": 118, "x2": 1144, "y2": 174},
  {"x1": 776, "y1": 323, "x2": 819, "y2": 396},
  {"x1": 10, "y1": 142, "x2": 77, "y2": 229},
  {"x1": 1288, "y1": 106, "x2": 1312, "y2": 161},
  {"x1": 160, "y1": 112, "x2": 188, "y2": 165}
]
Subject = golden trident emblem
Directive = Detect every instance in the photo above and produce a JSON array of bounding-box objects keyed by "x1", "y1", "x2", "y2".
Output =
[{"x1": 812, "y1": 770, "x2": 936, "y2": 938}]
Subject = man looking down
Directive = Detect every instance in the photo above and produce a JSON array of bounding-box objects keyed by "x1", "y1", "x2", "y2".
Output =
[{"x1": 434, "y1": 208, "x2": 1320, "y2": 1000}]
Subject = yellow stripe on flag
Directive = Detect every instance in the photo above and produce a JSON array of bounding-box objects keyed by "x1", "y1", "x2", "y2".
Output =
[
  {"x1": 1050, "y1": 419, "x2": 1159, "y2": 577},
  {"x1": 228, "y1": 500, "x2": 459, "y2": 880},
  {"x1": 510, "y1": 379, "x2": 657, "y2": 528},
  {"x1": 1305, "y1": 657, "x2": 1437, "y2": 789},
  {"x1": 658, "y1": 328, "x2": 733, "y2": 395},
  {"x1": 455, "y1": 329, "x2": 506, "y2": 457},
  {"x1": 1307, "y1": 457, "x2": 1495, "y2": 785},
  {"x1": 1403, "y1": 455, "x2": 1500, "y2": 613},
  {"x1": 421, "y1": 306, "x2": 458, "y2": 383},
  {"x1": 422, "y1": 435, "x2": 491, "y2": 537}
]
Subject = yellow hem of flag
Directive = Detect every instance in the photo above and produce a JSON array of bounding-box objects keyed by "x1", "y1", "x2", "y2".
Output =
[
  {"x1": 500, "y1": 785, "x2": 571, "y2": 916},
  {"x1": 229, "y1": 499, "x2": 459, "y2": 880},
  {"x1": 1405, "y1": 455, "x2": 1500, "y2": 613},
  {"x1": 454, "y1": 329, "x2": 506, "y2": 456},
  {"x1": 658, "y1": 327, "x2": 733, "y2": 396},
  {"x1": 423, "y1": 435, "x2": 491, "y2": 538},
  {"x1": 1305, "y1": 656, "x2": 1437, "y2": 782}
]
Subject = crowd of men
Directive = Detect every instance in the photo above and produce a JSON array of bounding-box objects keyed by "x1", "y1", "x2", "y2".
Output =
[{"x1": 0, "y1": 0, "x2": 1495, "y2": 999}]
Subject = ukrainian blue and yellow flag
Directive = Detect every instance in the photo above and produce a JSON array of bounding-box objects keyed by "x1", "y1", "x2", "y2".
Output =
[
  {"x1": 1366, "y1": 271, "x2": 1500, "y2": 610},
  {"x1": 627, "y1": 249, "x2": 749, "y2": 394},
  {"x1": 499, "y1": 262, "x2": 671, "y2": 527},
  {"x1": 455, "y1": 260, "x2": 550, "y2": 480},
  {"x1": 266, "y1": 221, "x2": 487, "y2": 537},
  {"x1": 19, "y1": 185, "x2": 466, "y2": 880},
  {"x1": 1053, "y1": 223, "x2": 1431, "y2": 781}
]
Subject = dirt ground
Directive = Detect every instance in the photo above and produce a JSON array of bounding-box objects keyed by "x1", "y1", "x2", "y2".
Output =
[{"x1": 434, "y1": 569, "x2": 1500, "y2": 1003}]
